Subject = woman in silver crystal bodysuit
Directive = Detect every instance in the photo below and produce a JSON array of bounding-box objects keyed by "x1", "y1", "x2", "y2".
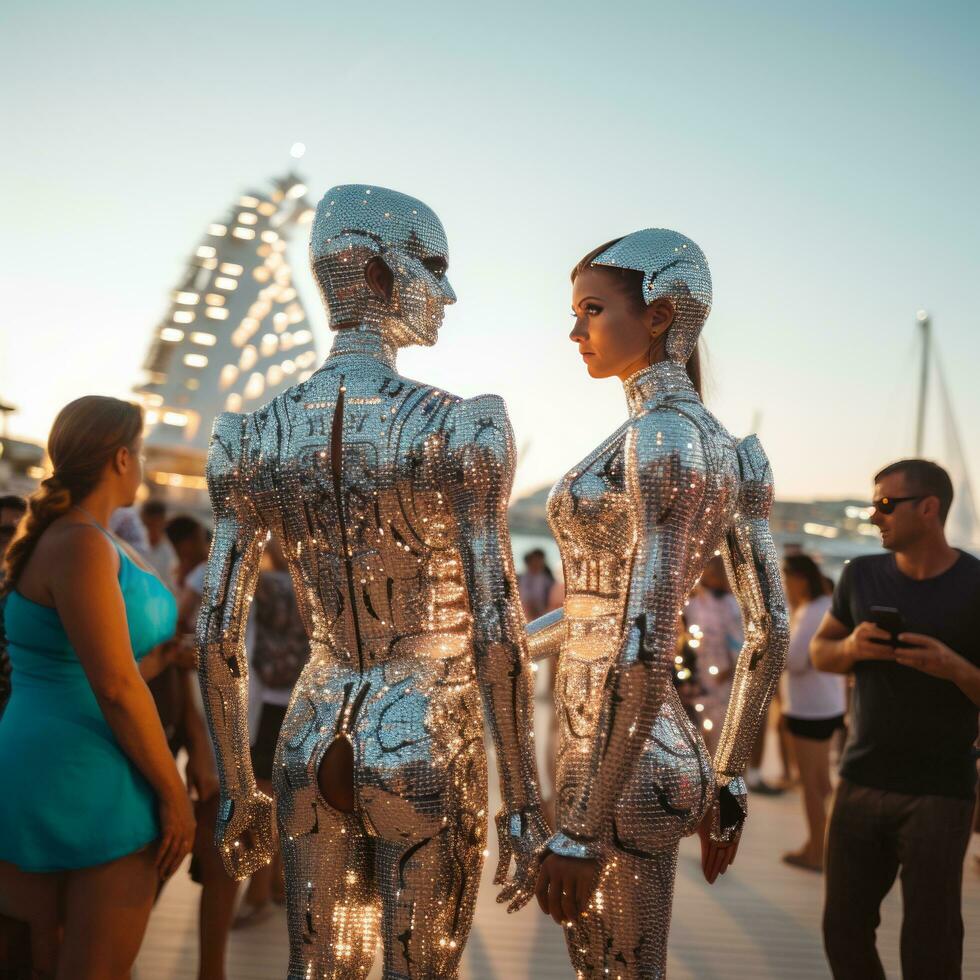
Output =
[
  {"x1": 529, "y1": 230, "x2": 789, "y2": 979},
  {"x1": 197, "y1": 185, "x2": 547, "y2": 979}
]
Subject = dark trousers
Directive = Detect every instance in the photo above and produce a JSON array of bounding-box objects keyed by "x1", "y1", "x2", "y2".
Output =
[{"x1": 823, "y1": 778, "x2": 974, "y2": 980}]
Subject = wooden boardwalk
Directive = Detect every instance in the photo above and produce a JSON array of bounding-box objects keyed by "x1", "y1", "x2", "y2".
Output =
[{"x1": 137, "y1": 761, "x2": 980, "y2": 979}]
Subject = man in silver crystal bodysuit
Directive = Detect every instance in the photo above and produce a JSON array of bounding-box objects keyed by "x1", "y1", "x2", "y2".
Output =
[
  {"x1": 197, "y1": 185, "x2": 547, "y2": 979},
  {"x1": 528, "y1": 230, "x2": 790, "y2": 978}
]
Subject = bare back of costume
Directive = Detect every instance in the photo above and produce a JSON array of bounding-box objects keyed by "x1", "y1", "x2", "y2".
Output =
[
  {"x1": 197, "y1": 186, "x2": 546, "y2": 979},
  {"x1": 529, "y1": 230, "x2": 789, "y2": 979}
]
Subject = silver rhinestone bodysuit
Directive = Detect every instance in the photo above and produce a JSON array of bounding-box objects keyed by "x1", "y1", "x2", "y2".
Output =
[
  {"x1": 198, "y1": 186, "x2": 545, "y2": 979},
  {"x1": 528, "y1": 229, "x2": 788, "y2": 979}
]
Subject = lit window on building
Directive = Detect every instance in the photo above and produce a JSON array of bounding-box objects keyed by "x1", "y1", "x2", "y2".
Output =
[
  {"x1": 232, "y1": 227, "x2": 256, "y2": 240},
  {"x1": 160, "y1": 327, "x2": 184, "y2": 342},
  {"x1": 208, "y1": 224, "x2": 227, "y2": 236},
  {"x1": 196, "y1": 245, "x2": 216, "y2": 259},
  {"x1": 214, "y1": 276, "x2": 238, "y2": 290},
  {"x1": 243, "y1": 372, "x2": 265, "y2": 400},
  {"x1": 183, "y1": 353, "x2": 208, "y2": 368},
  {"x1": 190, "y1": 332, "x2": 217, "y2": 346},
  {"x1": 220, "y1": 262, "x2": 243, "y2": 276},
  {"x1": 205, "y1": 307, "x2": 230, "y2": 320},
  {"x1": 173, "y1": 310, "x2": 195, "y2": 324}
]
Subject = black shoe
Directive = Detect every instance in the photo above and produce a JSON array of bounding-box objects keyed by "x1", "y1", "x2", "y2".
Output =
[{"x1": 747, "y1": 778, "x2": 784, "y2": 796}]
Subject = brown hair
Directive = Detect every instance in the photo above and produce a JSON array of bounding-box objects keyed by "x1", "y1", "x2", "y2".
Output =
[
  {"x1": 781, "y1": 553, "x2": 826, "y2": 602},
  {"x1": 874, "y1": 458, "x2": 954, "y2": 524},
  {"x1": 571, "y1": 238, "x2": 703, "y2": 398},
  {"x1": 2, "y1": 396, "x2": 143, "y2": 593}
]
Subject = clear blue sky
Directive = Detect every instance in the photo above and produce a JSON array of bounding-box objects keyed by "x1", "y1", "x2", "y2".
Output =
[{"x1": 1, "y1": 0, "x2": 978, "y2": 501}]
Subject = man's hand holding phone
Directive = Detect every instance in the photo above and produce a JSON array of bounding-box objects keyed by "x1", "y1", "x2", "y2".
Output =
[{"x1": 845, "y1": 621, "x2": 899, "y2": 663}]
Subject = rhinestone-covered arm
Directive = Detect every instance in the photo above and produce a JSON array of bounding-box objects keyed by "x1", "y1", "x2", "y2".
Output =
[
  {"x1": 446, "y1": 395, "x2": 544, "y2": 816},
  {"x1": 197, "y1": 411, "x2": 272, "y2": 877},
  {"x1": 446, "y1": 395, "x2": 549, "y2": 908},
  {"x1": 550, "y1": 415, "x2": 701, "y2": 857},
  {"x1": 527, "y1": 608, "x2": 564, "y2": 662},
  {"x1": 710, "y1": 436, "x2": 790, "y2": 843}
]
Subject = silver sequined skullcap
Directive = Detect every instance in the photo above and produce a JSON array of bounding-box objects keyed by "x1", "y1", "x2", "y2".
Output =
[
  {"x1": 310, "y1": 184, "x2": 455, "y2": 348},
  {"x1": 591, "y1": 228, "x2": 711, "y2": 362}
]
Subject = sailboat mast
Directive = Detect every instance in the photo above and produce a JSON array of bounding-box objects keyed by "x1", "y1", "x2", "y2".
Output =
[{"x1": 914, "y1": 310, "x2": 931, "y2": 456}]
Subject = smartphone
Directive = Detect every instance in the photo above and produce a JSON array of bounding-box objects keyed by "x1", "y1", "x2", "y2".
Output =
[{"x1": 869, "y1": 606, "x2": 914, "y2": 648}]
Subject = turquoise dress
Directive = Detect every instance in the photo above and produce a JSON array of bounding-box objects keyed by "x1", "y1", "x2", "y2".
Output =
[{"x1": 0, "y1": 532, "x2": 177, "y2": 872}]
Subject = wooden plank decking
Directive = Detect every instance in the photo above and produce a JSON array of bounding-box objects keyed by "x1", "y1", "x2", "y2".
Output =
[{"x1": 137, "y1": 756, "x2": 979, "y2": 979}]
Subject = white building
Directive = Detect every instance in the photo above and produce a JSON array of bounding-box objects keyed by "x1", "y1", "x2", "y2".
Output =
[{"x1": 134, "y1": 171, "x2": 318, "y2": 507}]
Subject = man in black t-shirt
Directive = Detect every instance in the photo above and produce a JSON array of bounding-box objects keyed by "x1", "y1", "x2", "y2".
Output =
[{"x1": 812, "y1": 459, "x2": 980, "y2": 980}]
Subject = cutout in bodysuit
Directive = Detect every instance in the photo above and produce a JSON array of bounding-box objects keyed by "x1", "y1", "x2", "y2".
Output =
[
  {"x1": 315, "y1": 380, "x2": 357, "y2": 815},
  {"x1": 317, "y1": 737, "x2": 355, "y2": 813}
]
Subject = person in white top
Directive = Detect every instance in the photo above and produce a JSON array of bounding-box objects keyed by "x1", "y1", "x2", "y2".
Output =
[
  {"x1": 781, "y1": 553, "x2": 847, "y2": 871},
  {"x1": 684, "y1": 556, "x2": 742, "y2": 754}
]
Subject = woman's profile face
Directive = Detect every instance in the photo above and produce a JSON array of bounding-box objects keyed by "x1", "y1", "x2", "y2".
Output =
[
  {"x1": 121, "y1": 436, "x2": 145, "y2": 505},
  {"x1": 569, "y1": 267, "x2": 667, "y2": 381}
]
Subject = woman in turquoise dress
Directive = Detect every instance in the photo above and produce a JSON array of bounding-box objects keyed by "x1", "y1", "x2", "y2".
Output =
[{"x1": 0, "y1": 395, "x2": 195, "y2": 979}]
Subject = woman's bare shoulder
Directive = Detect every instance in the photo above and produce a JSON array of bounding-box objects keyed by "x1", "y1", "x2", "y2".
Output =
[
  {"x1": 15, "y1": 518, "x2": 117, "y2": 605},
  {"x1": 41, "y1": 519, "x2": 118, "y2": 578}
]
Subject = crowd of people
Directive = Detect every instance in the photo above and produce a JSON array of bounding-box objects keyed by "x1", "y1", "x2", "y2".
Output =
[{"x1": 0, "y1": 395, "x2": 978, "y2": 978}]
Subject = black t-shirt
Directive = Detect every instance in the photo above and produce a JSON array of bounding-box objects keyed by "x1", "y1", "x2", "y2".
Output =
[{"x1": 831, "y1": 550, "x2": 980, "y2": 800}]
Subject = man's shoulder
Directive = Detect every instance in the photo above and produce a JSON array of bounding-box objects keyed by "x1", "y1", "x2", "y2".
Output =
[
  {"x1": 843, "y1": 553, "x2": 892, "y2": 580},
  {"x1": 952, "y1": 549, "x2": 980, "y2": 578}
]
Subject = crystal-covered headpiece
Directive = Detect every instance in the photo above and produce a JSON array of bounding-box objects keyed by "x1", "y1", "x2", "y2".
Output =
[
  {"x1": 591, "y1": 228, "x2": 711, "y2": 362},
  {"x1": 310, "y1": 185, "x2": 456, "y2": 348}
]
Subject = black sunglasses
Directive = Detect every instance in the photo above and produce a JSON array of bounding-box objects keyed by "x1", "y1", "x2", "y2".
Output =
[{"x1": 871, "y1": 495, "x2": 923, "y2": 515}]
